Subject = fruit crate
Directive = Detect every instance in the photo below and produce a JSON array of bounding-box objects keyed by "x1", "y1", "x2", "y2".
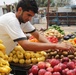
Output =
[{"x1": 10, "y1": 63, "x2": 32, "y2": 75}]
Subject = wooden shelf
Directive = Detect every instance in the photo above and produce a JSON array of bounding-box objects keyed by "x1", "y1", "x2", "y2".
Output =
[{"x1": 46, "y1": 12, "x2": 76, "y2": 26}]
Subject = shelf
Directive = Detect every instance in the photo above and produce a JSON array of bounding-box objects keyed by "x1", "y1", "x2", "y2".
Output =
[
  {"x1": 46, "y1": 12, "x2": 76, "y2": 25},
  {"x1": 68, "y1": 16, "x2": 76, "y2": 18}
]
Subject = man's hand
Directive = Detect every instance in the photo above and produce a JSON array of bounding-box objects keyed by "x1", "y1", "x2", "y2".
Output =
[{"x1": 56, "y1": 42, "x2": 74, "y2": 51}]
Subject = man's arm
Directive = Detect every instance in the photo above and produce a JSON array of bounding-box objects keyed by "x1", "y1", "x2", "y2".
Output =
[{"x1": 30, "y1": 30, "x2": 50, "y2": 43}]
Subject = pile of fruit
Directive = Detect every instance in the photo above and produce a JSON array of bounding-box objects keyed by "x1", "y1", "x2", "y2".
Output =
[
  {"x1": 0, "y1": 40, "x2": 11, "y2": 75},
  {"x1": 50, "y1": 25, "x2": 65, "y2": 35},
  {"x1": 46, "y1": 49, "x2": 76, "y2": 60},
  {"x1": 44, "y1": 25, "x2": 64, "y2": 40},
  {"x1": 44, "y1": 28, "x2": 63, "y2": 39},
  {"x1": 68, "y1": 38, "x2": 76, "y2": 47},
  {"x1": 8, "y1": 45, "x2": 47, "y2": 65},
  {"x1": 46, "y1": 36, "x2": 58, "y2": 43},
  {"x1": 63, "y1": 32, "x2": 76, "y2": 40},
  {"x1": 28, "y1": 57, "x2": 76, "y2": 75}
]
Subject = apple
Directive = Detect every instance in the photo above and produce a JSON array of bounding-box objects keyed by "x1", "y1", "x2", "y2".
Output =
[
  {"x1": 28, "y1": 68, "x2": 32, "y2": 74},
  {"x1": 46, "y1": 67, "x2": 53, "y2": 72},
  {"x1": 38, "y1": 69, "x2": 46, "y2": 75},
  {"x1": 67, "y1": 61, "x2": 75, "y2": 69},
  {"x1": 46, "y1": 59, "x2": 51, "y2": 62},
  {"x1": 53, "y1": 65, "x2": 62, "y2": 72},
  {"x1": 49, "y1": 58, "x2": 60, "y2": 67},
  {"x1": 45, "y1": 62, "x2": 51, "y2": 68},
  {"x1": 37, "y1": 61, "x2": 46, "y2": 69},
  {"x1": 53, "y1": 72, "x2": 61, "y2": 75},
  {"x1": 58, "y1": 63, "x2": 67, "y2": 70},
  {"x1": 31, "y1": 65, "x2": 39, "y2": 75},
  {"x1": 62, "y1": 68, "x2": 69, "y2": 75},
  {"x1": 44, "y1": 71, "x2": 52, "y2": 75},
  {"x1": 73, "y1": 68, "x2": 76, "y2": 74},
  {"x1": 61, "y1": 57, "x2": 69, "y2": 63},
  {"x1": 66, "y1": 70, "x2": 75, "y2": 75},
  {"x1": 28, "y1": 72, "x2": 33, "y2": 75}
]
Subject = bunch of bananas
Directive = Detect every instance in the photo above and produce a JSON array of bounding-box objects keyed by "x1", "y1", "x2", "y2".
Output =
[{"x1": 0, "y1": 40, "x2": 11, "y2": 75}]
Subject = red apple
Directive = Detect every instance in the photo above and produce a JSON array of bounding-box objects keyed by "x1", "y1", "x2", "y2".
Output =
[
  {"x1": 61, "y1": 57, "x2": 69, "y2": 63},
  {"x1": 58, "y1": 63, "x2": 67, "y2": 70},
  {"x1": 53, "y1": 72, "x2": 61, "y2": 75},
  {"x1": 28, "y1": 68, "x2": 32, "y2": 73},
  {"x1": 49, "y1": 58, "x2": 60, "y2": 67},
  {"x1": 62, "y1": 68, "x2": 69, "y2": 75},
  {"x1": 31, "y1": 65, "x2": 39, "y2": 75},
  {"x1": 46, "y1": 67, "x2": 53, "y2": 72},
  {"x1": 37, "y1": 61, "x2": 46, "y2": 69},
  {"x1": 45, "y1": 62, "x2": 51, "y2": 68},
  {"x1": 44, "y1": 71, "x2": 52, "y2": 75},
  {"x1": 46, "y1": 59, "x2": 51, "y2": 62},
  {"x1": 67, "y1": 61, "x2": 75, "y2": 69},
  {"x1": 38, "y1": 69, "x2": 46, "y2": 75},
  {"x1": 53, "y1": 65, "x2": 62, "y2": 72},
  {"x1": 73, "y1": 68, "x2": 76, "y2": 74},
  {"x1": 67, "y1": 70, "x2": 75, "y2": 75},
  {"x1": 28, "y1": 72, "x2": 33, "y2": 75}
]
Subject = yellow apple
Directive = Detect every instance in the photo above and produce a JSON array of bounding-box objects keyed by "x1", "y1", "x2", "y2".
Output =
[
  {"x1": 24, "y1": 52, "x2": 31, "y2": 59},
  {"x1": 19, "y1": 59, "x2": 25, "y2": 64},
  {"x1": 31, "y1": 58, "x2": 38, "y2": 64},
  {"x1": 8, "y1": 57, "x2": 13, "y2": 62},
  {"x1": 12, "y1": 57, "x2": 18, "y2": 63},
  {"x1": 25, "y1": 59, "x2": 31, "y2": 64}
]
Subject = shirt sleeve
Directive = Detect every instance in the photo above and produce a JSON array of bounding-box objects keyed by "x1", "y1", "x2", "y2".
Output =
[
  {"x1": 3, "y1": 18, "x2": 27, "y2": 41},
  {"x1": 21, "y1": 21, "x2": 36, "y2": 33}
]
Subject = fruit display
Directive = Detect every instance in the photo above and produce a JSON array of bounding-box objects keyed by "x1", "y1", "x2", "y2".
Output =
[
  {"x1": 0, "y1": 40, "x2": 11, "y2": 75},
  {"x1": 47, "y1": 36, "x2": 58, "y2": 43},
  {"x1": 44, "y1": 26, "x2": 64, "y2": 39},
  {"x1": 63, "y1": 32, "x2": 76, "y2": 40},
  {"x1": 8, "y1": 45, "x2": 47, "y2": 65},
  {"x1": 46, "y1": 48, "x2": 76, "y2": 60},
  {"x1": 68, "y1": 38, "x2": 76, "y2": 47},
  {"x1": 50, "y1": 25, "x2": 65, "y2": 35},
  {"x1": 28, "y1": 58, "x2": 76, "y2": 75}
]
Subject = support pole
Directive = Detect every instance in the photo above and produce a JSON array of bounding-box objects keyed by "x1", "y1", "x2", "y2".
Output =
[{"x1": 46, "y1": 0, "x2": 50, "y2": 29}]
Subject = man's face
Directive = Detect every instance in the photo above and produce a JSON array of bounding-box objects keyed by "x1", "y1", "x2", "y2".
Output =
[{"x1": 18, "y1": 8, "x2": 35, "y2": 23}]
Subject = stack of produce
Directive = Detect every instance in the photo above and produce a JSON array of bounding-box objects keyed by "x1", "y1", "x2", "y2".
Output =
[
  {"x1": 28, "y1": 57, "x2": 76, "y2": 75},
  {"x1": 63, "y1": 32, "x2": 76, "y2": 40},
  {"x1": 0, "y1": 40, "x2": 11, "y2": 75},
  {"x1": 44, "y1": 25, "x2": 64, "y2": 41},
  {"x1": 46, "y1": 49, "x2": 76, "y2": 60},
  {"x1": 62, "y1": 32, "x2": 76, "y2": 47},
  {"x1": 8, "y1": 45, "x2": 47, "y2": 65}
]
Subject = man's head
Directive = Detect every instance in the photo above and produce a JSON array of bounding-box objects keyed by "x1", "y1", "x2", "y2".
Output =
[{"x1": 16, "y1": 0, "x2": 38, "y2": 23}]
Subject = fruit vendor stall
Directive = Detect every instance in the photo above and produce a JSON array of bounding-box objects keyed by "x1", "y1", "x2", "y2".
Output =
[{"x1": 0, "y1": 25, "x2": 76, "y2": 75}]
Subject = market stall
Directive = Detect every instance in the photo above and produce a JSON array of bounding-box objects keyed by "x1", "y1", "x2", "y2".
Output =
[{"x1": 0, "y1": 25, "x2": 75, "y2": 75}]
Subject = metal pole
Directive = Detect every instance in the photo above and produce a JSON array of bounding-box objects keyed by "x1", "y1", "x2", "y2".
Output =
[{"x1": 46, "y1": 0, "x2": 50, "y2": 29}]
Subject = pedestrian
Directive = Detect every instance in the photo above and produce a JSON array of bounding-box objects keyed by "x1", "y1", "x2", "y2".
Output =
[{"x1": 0, "y1": 0, "x2": 74, "y2": 54}]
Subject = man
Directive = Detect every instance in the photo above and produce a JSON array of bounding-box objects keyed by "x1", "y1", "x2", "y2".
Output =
[{"x1": 0, "y1": 0, "x2": 74, "y2": 54}]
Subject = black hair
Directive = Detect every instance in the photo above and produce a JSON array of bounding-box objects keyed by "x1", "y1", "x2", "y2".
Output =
[{"x1": 16, "y1": 0, "x2": 38, "y2": 13}]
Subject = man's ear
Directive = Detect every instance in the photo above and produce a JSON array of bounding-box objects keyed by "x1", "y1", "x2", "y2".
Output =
[{"x1": 18, "y1": 7, "x2": 23, "y2": 14}]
